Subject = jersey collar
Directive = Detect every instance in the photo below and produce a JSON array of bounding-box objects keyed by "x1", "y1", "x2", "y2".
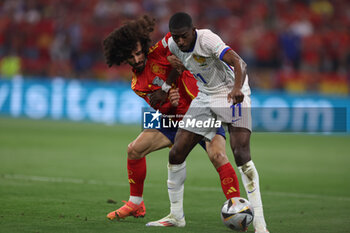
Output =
[{"x1": 186, "y1": 30, "x2": 197, "y2": 53}]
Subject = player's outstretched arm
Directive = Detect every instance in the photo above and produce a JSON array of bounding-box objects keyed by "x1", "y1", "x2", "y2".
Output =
[{"x1": 222, "y1": 50, "x2": 247, "y2": 104}]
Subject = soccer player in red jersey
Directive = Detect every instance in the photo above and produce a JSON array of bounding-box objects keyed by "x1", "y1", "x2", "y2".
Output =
[{"x1": 102, "y1": 15, "x2": 240, "y2": 221}]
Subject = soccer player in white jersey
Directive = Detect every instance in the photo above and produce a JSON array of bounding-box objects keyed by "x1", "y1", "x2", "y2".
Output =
[{"x1": 146, "y1": 12, "x2": 269, "y2": 233}]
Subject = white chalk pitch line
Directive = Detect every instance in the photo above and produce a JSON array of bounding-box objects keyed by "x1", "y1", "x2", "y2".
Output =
[{"x1": 2, "y1": 174, "x2": 350, "y2": 202}]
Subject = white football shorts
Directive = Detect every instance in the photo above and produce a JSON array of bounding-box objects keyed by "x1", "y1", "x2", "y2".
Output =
[{"x1": 180, "y1": 91, "x2": 252, "y2": 140}]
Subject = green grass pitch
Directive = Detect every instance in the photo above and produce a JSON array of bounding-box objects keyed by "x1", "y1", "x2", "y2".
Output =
[{"x1": 0, "y1": 117, "x2": 349, "y2": 233}]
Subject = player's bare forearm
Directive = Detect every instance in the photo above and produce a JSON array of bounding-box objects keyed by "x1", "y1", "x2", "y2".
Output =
[
  {"x1": 222, "y1": 50, "x2": 247, "y2": 89},
  {"x1": 149, "y1": 89, "x2": 167, "y2": 107},
  {"x1": 166, "y1": 68, "x2": 180, "y2": 86},
  {"x1": 223, "y1": 50, "x2": 247, "y2": 104}
]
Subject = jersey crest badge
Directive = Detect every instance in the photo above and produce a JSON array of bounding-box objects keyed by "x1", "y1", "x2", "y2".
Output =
[
  {"x1": 192, "y1": 54, "x2": 207, "y2": 66},
  {"x1": 151, "y1": 63, "x2": 166, "y2": 75}
]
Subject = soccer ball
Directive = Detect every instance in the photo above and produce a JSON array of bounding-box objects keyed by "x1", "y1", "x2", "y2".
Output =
[{"x1": 221, "y1": 197, "x2": 254, "y2": 231}]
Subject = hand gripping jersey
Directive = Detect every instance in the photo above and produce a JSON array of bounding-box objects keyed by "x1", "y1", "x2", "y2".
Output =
[
  {"x1": 168, "y1": 29, "x2": 251, "y2": 96},
  {"x1": 131, "y1": 32, "x2": 198, "y2": 118}
]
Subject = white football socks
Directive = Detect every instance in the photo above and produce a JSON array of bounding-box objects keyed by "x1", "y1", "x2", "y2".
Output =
[
  {"x1": 167, "y1": 162, "x2": 186, "y2": 220},
  {"x1": 238, "y1": 160, "x2": 267, "y2": 229},
  {"x1": 129, "y1": 196, "x2": 143, "y2": 205}
]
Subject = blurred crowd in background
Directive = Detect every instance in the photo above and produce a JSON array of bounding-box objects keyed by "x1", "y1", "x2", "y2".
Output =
[{"x1": 0, "y1": 0, "x2": 349, "y2": 95}]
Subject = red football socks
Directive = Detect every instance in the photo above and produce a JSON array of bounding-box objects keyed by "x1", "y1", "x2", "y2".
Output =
[
  {"x1": 127, "y1": 157, "x2": 146, "y2": 197},
  {"x1": 217, "y1": 162, "x2": 240, "y2": 199}
]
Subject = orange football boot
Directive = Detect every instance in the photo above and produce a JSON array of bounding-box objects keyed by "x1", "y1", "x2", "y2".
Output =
[{"x1": 107, "y1": 200, "x2": 146, "y2": 220}]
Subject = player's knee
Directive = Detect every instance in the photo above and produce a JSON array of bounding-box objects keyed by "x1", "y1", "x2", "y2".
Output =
[
  {"x1": 127, "y1": 142, "x2": 144, "y2": 160},
  {"x1": 169, "y1": 145, "x2": 186, "y2": 164},
  {"x1": 208, "y1": 150, "x2": 229, "y2": 168}
]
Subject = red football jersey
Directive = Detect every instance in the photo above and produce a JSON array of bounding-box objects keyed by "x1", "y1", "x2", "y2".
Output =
[{"x1": 131, "y1": 32, "x2": 198, "y2": 118}]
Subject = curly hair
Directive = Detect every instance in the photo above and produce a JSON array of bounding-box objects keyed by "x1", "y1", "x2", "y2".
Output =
[{"x1": 102, "y1": 15, "x2": 155, "y2": 67}]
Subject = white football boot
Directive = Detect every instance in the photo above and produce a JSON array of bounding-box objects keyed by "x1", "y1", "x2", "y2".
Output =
[{"x1": 146, "y1": 213, "x2": 185, "y2": 227}]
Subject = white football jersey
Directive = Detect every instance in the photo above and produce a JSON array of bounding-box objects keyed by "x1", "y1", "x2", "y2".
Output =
[{"x1": 168, "y1": 29, "x2": 251, "y2": 95}]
